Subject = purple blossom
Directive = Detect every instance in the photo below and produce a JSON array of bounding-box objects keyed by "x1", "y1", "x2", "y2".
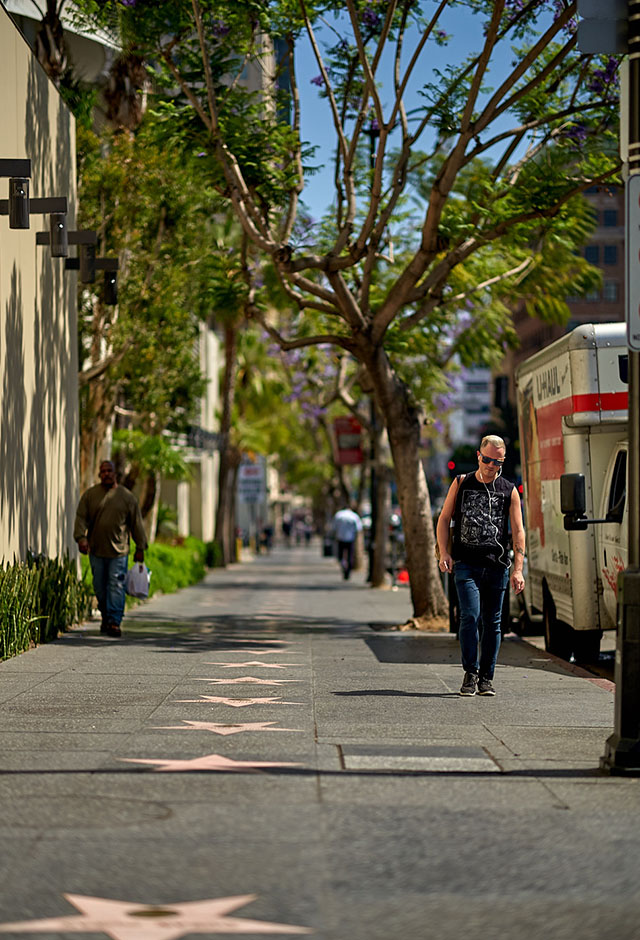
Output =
[
  {"x1": 433, "y1": 420, "x2": 444, "y2": 434},
  {"x1": 434, "y1": 30, "x2": 450, "y2": 43},
  {"x1": 211, "y1": 19, "x2": 230, "y2": 37},
  {"x1": 119, "y1": 0, "x2": 136, "y2": 6},
  {"x1": 563, "y1": 123, "x2": 588, "y2": 147},
  {"x1": 311, "y1": 75, "x2": 324, "y2": 87},
  {"x1": 363, "y1": 6, "x2": 381, "y2": 29}
]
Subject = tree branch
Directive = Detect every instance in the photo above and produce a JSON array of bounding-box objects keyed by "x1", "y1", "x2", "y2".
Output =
[
  {"x1": 399, "y1": 165, "x2": 619, "y2": 332},
  {"x1": 249, "y1": 306, "x2": 356, "y2": 354}
]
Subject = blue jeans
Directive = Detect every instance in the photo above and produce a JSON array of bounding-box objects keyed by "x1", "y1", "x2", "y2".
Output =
[
  {"x1": 454, "y1": 562, "x2": 509, "y2": 680},
  {"x1": 89, "y1": 554, "x2": 128, "y2": 626}
]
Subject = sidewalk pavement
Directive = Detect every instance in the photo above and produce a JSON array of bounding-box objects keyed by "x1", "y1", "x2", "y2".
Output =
[{"x1": 0, "y1": 543, "x2": 638, "y2": 940}]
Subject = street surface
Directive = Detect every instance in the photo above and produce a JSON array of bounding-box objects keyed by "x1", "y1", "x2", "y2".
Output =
[{"x1": 0, "y1": 544, "x2": 638, "y2": 939}]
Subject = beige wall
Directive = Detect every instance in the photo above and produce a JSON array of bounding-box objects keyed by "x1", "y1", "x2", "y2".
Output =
[{"x1": 0, "y1": 6, "x2": 78, "y2": 561}]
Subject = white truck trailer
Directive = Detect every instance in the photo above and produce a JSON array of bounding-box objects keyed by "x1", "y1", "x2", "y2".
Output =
[{"x1": 515, "y1": 322, "x2": 629, "y2": 661}]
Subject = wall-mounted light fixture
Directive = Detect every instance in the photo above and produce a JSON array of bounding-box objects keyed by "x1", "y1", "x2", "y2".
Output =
[
  {"x1": 60, "y1": 230, "x2": 119, "y2": 305},
  {"x1": 0, "y1": 161, "x2": 68, "y2": 232},
  {"x1": 34, "y1": 213, "x2": 69, "y2": 257},
  {"x1": 66, "y1": 257, "x2": 119, "y2": 306},
  {"x1": 36, "y1": 228, "x2": 95, "y2": 282},
  {"x1": 0, "y1": 158, "x2": 31, "y2": 229}
]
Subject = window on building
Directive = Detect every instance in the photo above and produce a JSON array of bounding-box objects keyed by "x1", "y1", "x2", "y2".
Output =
[
  {"x1": 585, "y1": 245, "x2": 600, "y2": 264},
  {"x1": 603, "y1": 280, "x2": 619, "y2": 302},
  {"x1": 604, "y1": 245, "x2": 618, "y2": 265},
  {"x1": 586, "y1": 289, "x2": 600, "y2": 302},
  {"x1": 603, "y1": 209, "x2": 618, "y2": 226}
]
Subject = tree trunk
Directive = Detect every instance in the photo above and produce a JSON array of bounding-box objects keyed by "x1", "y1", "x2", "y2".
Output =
[
  {"x1": 369, "y1": 414, "x2": 388, "y2": 587},
  {"x1": 371, "y1": 453, "x2": 389, "y2": 588},
  {"x1": 79, "y1": 377, "x2": 116, "y2": 493},
  {"x1": 139, "y1": 472, "x2": 160, "y2": 543},
  {"x1": 364, "y1": 346, "x2": 448, "y2": 623},
  {"x1": 214, "y1": 321, "x2": 239, "y2": 565}
]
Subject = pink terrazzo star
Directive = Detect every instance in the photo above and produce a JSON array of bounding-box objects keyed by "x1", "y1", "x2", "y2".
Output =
[
  {"x1": 174, "y1": 695, "x2": 304, "y2": 707},
  {"x1": 204, "y1": 661, "x2": 303, "y2": 669},
  {"x1": 118, "y1": 753, "x2": 302, "y2": 773},
  {"x1": 0, "y1": 893, "x2": 312, "y2": 938},
  {"x1": 227, "y1": 649, "x2": 301, "y2": 655},
  {"x1": 153, "y1": 720, "x2": 302, "y2": 735},
  {"x1": 215, "y1": 637, "x2": 291, "y2": 645},
  {"x1": 194, "y1": 676, "x2": 302, "y2": 686}
]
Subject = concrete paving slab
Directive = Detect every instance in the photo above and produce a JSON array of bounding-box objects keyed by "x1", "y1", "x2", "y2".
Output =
[
  {"x1": 490, "y1": 725, "x2": 611, "y2": 760},
  {"x1": 340, "y1": 743, "x2": 500, "y2": 772},
  {"x1": 0, "y1": 545, "x2": 635, "y2": 940}
]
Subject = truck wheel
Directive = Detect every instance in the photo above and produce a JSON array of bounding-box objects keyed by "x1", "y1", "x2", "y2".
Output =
[
  {"x1": 571, "y1": 629, "x2": 602, "y2": 664},
  {"x1": 543, "y1": 595, "x2": 572, "y2": 661}
]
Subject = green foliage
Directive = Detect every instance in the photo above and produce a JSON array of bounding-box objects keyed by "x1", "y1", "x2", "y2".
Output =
[
  {"x1": 77, "y1": 119, "x2": 212, "y2": 436},
  {"x1": 0, "y1": 555, "x2": 93, "y2": 662},
  {"x1": 141, "y1": 538, "x2": 207, "y2": 595},
  {"x1": 112, "y1": 430, "x2": 191, "y2": 480}
]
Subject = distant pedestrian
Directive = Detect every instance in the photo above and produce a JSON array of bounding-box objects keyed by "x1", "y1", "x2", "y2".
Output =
[
  {"x1": 331, "y1": 504, "x2": 363, "y2": 580},
  {"x1": 436, "y1": 435, "x2": 525, "y2": 697},
  {"x1": 74, "y1": 460, "x2": 148, "y2": 637}
]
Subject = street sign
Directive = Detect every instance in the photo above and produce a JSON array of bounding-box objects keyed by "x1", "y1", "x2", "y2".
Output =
[
  {"x1": 237, "y1": 461, "x2": 265, "y2": 503},
  {"x1": 625, "y1": 174, "x2": 640, "y2": 351},
  {"x1": 333, "y1": 416, "x2": 363, "y2": 465}
]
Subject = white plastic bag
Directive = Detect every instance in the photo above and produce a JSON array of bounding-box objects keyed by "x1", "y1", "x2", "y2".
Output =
[{"x1": 126, "y1": 562, "x2": 150, "y2": 598}]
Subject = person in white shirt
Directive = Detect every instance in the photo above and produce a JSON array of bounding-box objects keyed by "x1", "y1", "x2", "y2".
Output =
[{"x1": 331, "y1": 505, "x2": 363, "y2": 580}]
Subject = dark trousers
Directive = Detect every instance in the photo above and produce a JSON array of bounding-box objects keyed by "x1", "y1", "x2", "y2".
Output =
[{"x1": 337, "y1": 540, "x2": 355, "y2": 579}]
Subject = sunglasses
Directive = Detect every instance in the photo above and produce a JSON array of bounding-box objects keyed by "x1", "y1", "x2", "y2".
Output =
[{"x1": 479, "y1": 453, "x2": 504, "y2": 467}]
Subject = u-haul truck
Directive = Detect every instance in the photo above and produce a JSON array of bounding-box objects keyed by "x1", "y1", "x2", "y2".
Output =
[{"x1": 515, "y1": 322, "x2": 629, "y2": 662}]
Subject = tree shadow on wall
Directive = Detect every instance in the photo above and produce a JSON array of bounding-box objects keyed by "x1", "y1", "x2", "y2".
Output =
[{"x1": 0, "y1": 265, "x2": 27, "y2": 557}]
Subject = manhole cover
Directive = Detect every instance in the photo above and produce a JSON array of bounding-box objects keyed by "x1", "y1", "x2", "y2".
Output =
[{"x1": 339, "y1": 744, "x2": 499, "y2": 772}]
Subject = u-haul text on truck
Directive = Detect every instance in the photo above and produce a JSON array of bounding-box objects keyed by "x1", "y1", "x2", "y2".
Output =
[{"x1": 515, "y1": 323, "x2": 629, "y2": 662}]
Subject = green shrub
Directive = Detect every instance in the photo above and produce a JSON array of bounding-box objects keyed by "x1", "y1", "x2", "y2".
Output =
[
  {"x1": 0, "y1": 554, "x2": 92, "y2": 662},
  {"x1": 142, "y1": 537, "x2": 207, "y2": 596}
]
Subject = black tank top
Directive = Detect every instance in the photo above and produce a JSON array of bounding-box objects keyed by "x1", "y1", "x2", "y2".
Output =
[{"x1": 452, "y1": 472, "x2": 514, "y2": 569}]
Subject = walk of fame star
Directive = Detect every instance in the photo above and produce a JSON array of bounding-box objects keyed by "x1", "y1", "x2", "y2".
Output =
[
  {"x1": 118, "y1": 753, "x2": 303, "y2": 772},
  {"x1": 204, "y1": 661, "x2": 303, "y2": 669},
  {"x1": 153, "y1": 720, "x2": 302, "y2": 735},
  {"x1": 0, "y1": 893, "x2": 313, "y2": 938},
  {"x1": 214, "y1": 637, "x2": 291, "y2": 645},
  {"x1": 194, "y1": 676, "x2": 302, "y2": 686},
  {"x1": 228, "y1": 649, "x2": 301, "y2": 655},
  {"x1": 174, "y1": 695, "x2": 304, "y2": 707}
]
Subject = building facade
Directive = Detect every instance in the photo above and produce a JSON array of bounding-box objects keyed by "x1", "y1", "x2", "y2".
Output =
[{"x1": 0, "y1": 4, "x2": 79, "y2": 561}]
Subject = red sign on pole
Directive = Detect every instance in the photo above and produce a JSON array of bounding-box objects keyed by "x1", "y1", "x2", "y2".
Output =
[{"x1": 333, "y1": 416, "x2": 363, "y2": 465}]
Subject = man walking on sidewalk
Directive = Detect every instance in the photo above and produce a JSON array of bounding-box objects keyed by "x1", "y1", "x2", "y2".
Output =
[
  {"x1": 436, "y1": 435, "x2": 525, "y2": 697},
  {"x1": 331, "y1": 504, "x2": 363, "y2": 580},
  {"x1": 74, "y1": 460, "x2": 147, "y2": 637}
]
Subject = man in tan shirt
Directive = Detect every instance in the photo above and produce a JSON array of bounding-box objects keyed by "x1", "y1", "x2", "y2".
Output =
[{"x1": 74, "y1": 460, "x2": 148, "y2": 637}]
